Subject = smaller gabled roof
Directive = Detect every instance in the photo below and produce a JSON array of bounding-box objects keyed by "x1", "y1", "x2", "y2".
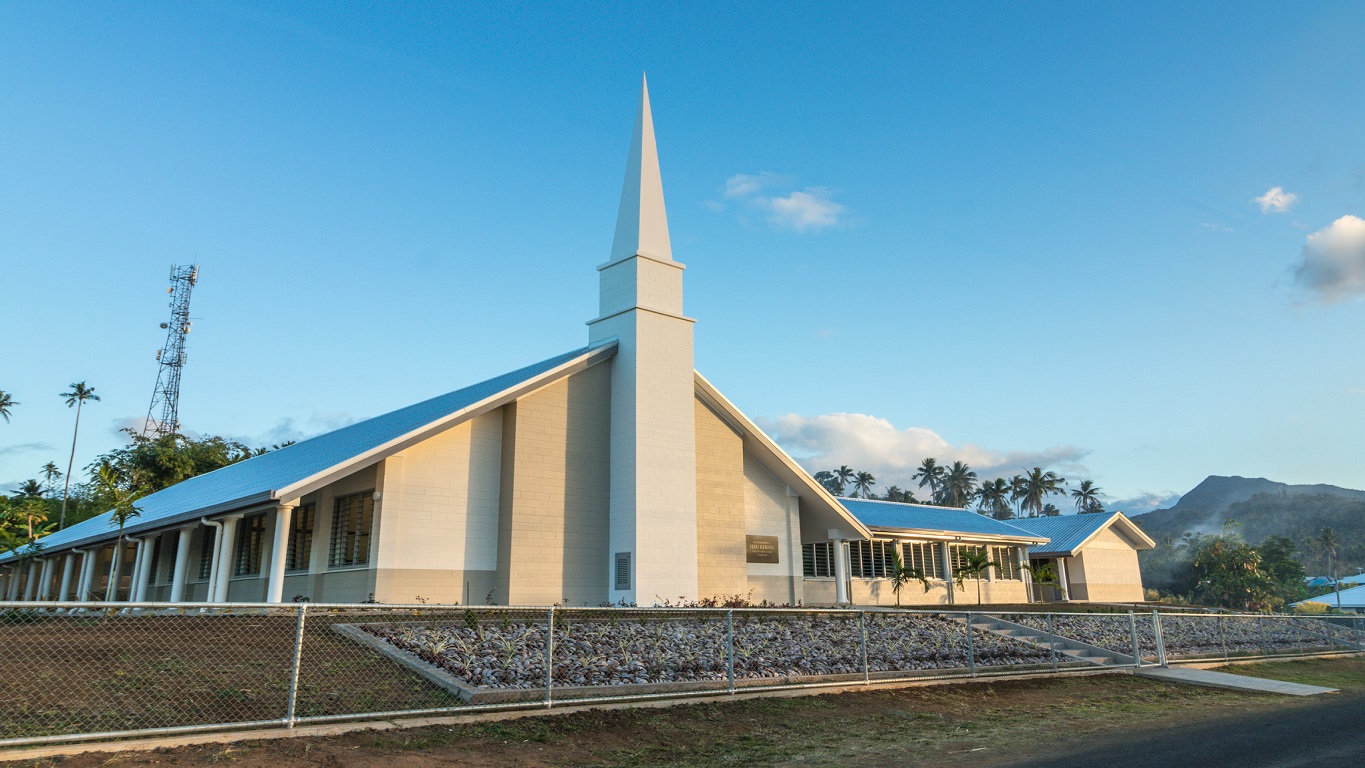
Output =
[
  {"x1": 837, "y1": 498, "x2": 1046, "y2": 543},
  {"x1": 1291, "y1": 584, "x2": 1365, "y2": 610},
  {"x1": 1009, "y1": 511, "x2": 1155, "y2": 557}
]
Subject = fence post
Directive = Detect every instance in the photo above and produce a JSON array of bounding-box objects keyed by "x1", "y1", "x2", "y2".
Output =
[
  {"x1": 1152, "y1": 610, "x2": 1167, "y2": 667},
  {"x1": 725, "y1": 609, "x2": 736, "y2": 694},
  {"x1": 965, "y1": 611, "x2": 976, "y2": 677},
  {"x1": 285, "y1": 604, "x2": 307, "y2": 728},
  {"x1": 1047, "y1": 612, "x2": 1057, "y2": 673},
  {"x1": 859, "y1": 610, "x2": 870, "y2": 684},
  {"x1": 545, "y1": 607, "x2": 555, "y2": 708},
  {"x1": 1218, "y1": 614, "x2": 1229, "y2": 661},
  {"x1": 1127, "y1": 610, "x2": 1139, "y2": 667}
]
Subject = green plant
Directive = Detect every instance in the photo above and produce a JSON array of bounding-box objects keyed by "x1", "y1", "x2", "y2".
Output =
[{"x1": 954, "y1": 548, "x2": 999, "y2": 605}]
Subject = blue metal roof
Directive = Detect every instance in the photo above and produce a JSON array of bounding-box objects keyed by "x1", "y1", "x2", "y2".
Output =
[
  {"x1": 3, "y1": 343, "x2": 613, "y2": 562},
  {"x1": 1007, "y1": 513, "x2": 1114, "y2": 556},
  {"x1": 837, "y1": 498, "x2": 1045, "y2": 541}
]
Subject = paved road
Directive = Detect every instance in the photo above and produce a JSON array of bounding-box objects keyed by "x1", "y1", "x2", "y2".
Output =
[{"x1": 998, "y1": 693, "x2": 1365, "y2": 767}]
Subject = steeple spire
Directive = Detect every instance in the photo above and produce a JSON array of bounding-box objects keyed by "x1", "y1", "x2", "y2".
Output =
[{"x1": 609, "y1": 74, "x2": 672, "y2": 263}]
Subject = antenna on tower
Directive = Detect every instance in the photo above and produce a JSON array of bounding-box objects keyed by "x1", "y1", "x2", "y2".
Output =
[{"x1": 143, "y1": 264, "x2": 199, "y2": 438}]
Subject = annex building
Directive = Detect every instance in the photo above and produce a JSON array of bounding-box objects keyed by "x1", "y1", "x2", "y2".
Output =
[{"x1": 1, "y1": 81, "x2": 1152, "y2": 608}]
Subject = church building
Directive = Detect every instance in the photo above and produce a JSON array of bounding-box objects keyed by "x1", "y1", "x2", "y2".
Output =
[{"x1": 0, "y1": 80, "x2": 1153, "y2": 608}]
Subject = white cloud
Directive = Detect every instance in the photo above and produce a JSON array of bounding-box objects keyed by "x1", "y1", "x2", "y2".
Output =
[
  {"x1": 1292, "y1": 214, "x2": 1365, "y2": 304},
  {"x1": 1253, "y1": 186, "x2": 1298, "y2": 214},
  {"x1": 241, "y1": 411, "x2": 358, "y2": 447},
  {"x1": 757, "y1": 412, "x2": 1089, "y2": 493},
  {"x1": 1108, "y1": 491, "x2": 1182, "y2": 516},
  {"x1": 716, "y1": 172, "x2": 848, "y2": 233},
  {"x1": 766, "y1": 189, "x2": 846, "y2": 233},
  {"x1": 0, "y1": 442, "x2": 55, "y2": 459}
]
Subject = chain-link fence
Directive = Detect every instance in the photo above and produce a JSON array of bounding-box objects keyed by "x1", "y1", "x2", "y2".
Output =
[{"x1": 1, "y1": 602, "x2": 1361, "y2": 748}]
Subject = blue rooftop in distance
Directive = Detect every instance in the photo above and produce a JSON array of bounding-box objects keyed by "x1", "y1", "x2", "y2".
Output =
[
  {"x1": 837, "y1": 498, "x2": 1045, "y2": 541},
  {"x1": 2, "y1": 343, "x2": 613, "y2": 562},
  {"x1": 1007, "y1": 513, "x2": 1117, "y2": 556}
]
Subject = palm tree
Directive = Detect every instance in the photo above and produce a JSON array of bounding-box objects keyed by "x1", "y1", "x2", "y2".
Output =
[
  {"x1": 59, "y1": 381, "x2": 100, "y2": 530},
  {"x1": 41, "y1": 462, "x2": 62, "y2": 498},
  {"x1": 833, "y1": 465, "x2": 855, "y2": 496},
  {"x1": 15, "y1": 479, "x2": 44, "y2": 498},
  {"x1": 1016, "y1": 467, "x2": 1067, "y2": 518},
  {"x1": 852, "y1": 471, "x2": 876, "y2": 499},
  {"x1": 1024, "y1": 561, "x2": 1058, "y2": 602},
  {"x1": 96, "y1": 463, "x2": 142, "y2": 602},
  {"x1": 1319, "y1": 527, "x2": 1341, "y2": 609},
  {"x1": 975, "y1": 478, "x2": 1012, "y2": 519},
  {"x1": 954, "y1": 547, "x2": 998, "y2": 605},
  {"x1": 1041, "y1": 503, "x2": 1061, "y2": 517},
  {"x1": 888, "y1": 549, "x2": 930, "y2": 608},
  {"x1": 1070, "y1": 480, "x2": 1104, "y2": 514},
  {"x1": 0, "y1": 390, "x2": 17, "y2": 423},
  {"x1": 1009, "y1": 475, "x2": 1027, "y2": 517},
  {"x1": 942, "y1": 461, "x2": 978, "y2": 508},
  {"x1": 913, "y1": 458, "x2": 945, "y2": 502}
]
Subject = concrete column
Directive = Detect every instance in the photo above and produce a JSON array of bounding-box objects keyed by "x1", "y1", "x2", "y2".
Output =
[
  {"x1": 1056, "y1": 558, "x2": 1070, "y2": 601},
  {"x1": 24, "y1": 560, "x2": 40, "y2": 600},
  {"x1": 941, "y1": 542, "x2": 955, "y2": 605},
  {"x1": 77, "y1": 549, "x2": 97, "y2": 601},
  {"x1": 212, "y1": 515, "x2": 242, "y2": 603},
  {"x1": 202, "y1": 518, "x2": 224, "y2": 602},
  {"x1": 58, "y1": 552, "x2": 77, "y2": 601},
  {"x1": 784, "y1": 488, "x2": 801, "y2": 604},
  {"x1": 831, "y1": 536, "x2": 849, "y2": 605},
  {"x1": 122, "y1": 538, "x2": 145, "y2": 602},
  {"x1": 7, "y1": 566, "x2": 22, "y2": 600},
  {"x1": 38, "y1": 558, "x2": 55, "y2": 601},
  {"x1": 266, "y1": 504, "x2": 296, "y2": 604},
  {"x1": 169, "y1": 526, "x2": 194, "y2": 602},
  {"x1": 132, "y1": 537, "x2": 155, "y2": 602}
]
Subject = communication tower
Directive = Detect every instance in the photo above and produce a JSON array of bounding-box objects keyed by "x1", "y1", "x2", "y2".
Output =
[{"x1": 142, "y1": 264, "x2": 199, "y2": 437}]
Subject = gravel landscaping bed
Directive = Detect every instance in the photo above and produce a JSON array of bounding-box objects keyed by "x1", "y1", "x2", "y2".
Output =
[
  {"x1": 999, "y1": 612, "x2": 1347, "y2": 660},
  {"x1": 358, "y1": 611, "x2": 1054, "y2": 693}
]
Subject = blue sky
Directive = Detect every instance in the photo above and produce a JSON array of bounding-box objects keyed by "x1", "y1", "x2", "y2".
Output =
[{"x1": 2, "y1": 2, "x2": 1363, "y2": 512}]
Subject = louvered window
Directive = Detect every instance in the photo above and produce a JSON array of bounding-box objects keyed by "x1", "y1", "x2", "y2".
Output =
[
  {"x1": 329, "y1": 492, "x2": 375, "y2": 568},
  {"x1": 802, "y1": 542, "x2": 834, "y2": 578},
  {"x1": 286, "y1": 503, "x2": 316, "y2": 572},
  {"x1": 197, "y1": 529, "x2": 215, "y2": 580},
  {"x1": 614, "y1": 552, "x2": 631, "y2": 590},
  {"x1": 234, "y1": 514, "x2": 267, "y2": 576},
  {"x1": 902, "y1": 541, "x2": 944, "y2": 580}
]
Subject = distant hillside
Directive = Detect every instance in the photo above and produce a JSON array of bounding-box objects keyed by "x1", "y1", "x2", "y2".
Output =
[{"x1": 1135, "y1": 475, "x2": 1365, "y2": 573}]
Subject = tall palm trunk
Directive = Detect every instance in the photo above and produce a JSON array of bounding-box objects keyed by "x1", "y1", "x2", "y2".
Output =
[{"x1": 60, "y1": 400, "x2": 82, "y2": 530}]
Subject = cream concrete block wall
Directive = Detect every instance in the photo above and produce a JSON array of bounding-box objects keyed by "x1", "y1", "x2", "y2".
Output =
[
  {"x1": 495, "y1": 363, "x2": 612, "y2": 605},
  {"x1": 742, "y1": 451, "x2": 801, "y2": 604},
  {"x1": 370, "y1": 411, "x2": 503, "y2": 603},
  {"x1": 847, "y1": 579, "x2": 954, "y2": 607},
  {"x1": 1068, "y1": 528, "x2": 1146, "y2": 602},
  {"x1": 694, "y1": 398, "x2": 746, "y2": 599}
]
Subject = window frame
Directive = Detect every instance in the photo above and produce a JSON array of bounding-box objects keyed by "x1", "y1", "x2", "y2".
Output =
[
  {"x1": 286, "y1": 502, "x2": 316, "y2": 573},
  {"x1": 233, "y1": 514, "x2": 267, "y2": 578},
  {"x1": 328, "y1": 491, "x2": 375, "y2": 569}
]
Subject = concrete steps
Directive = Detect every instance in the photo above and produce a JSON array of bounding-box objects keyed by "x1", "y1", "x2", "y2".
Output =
[{"x1": 965, "y1": 615, "x2": 1137, "y2": 667}]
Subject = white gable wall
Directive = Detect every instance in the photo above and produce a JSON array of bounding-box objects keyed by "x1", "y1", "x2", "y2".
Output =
[
  {"x1": 370, "y1": 410, "x2": 503, "y2": 603},
  {"x1": 743, "y1": 451, "x2": 802, "y2": 604}
]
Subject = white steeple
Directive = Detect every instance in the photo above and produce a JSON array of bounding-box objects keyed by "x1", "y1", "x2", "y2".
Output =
[
  {"x1": 608, "y1": 74, "x2": 673, "y2": 264},
  {"x1": 588, "y1": 78, "x2": 698, "y2": 604}
]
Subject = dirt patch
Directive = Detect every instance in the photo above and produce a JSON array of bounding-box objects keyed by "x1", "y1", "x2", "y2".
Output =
[
  {"x1": 0, "y1": 610, "x2": 459, "y2": 740},
  {"x1": 14, "y1": 661, "x2": 1364, "y2": 768}
]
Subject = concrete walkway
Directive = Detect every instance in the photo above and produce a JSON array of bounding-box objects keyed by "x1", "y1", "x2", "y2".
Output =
[{"x1": 1137, "y1": 666, "x2": 1338, "y2": 696}]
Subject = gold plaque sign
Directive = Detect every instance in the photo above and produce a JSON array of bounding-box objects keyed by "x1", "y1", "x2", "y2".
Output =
[{"x1": 746, "y1": 535, "x2": 780, "y2": 564}]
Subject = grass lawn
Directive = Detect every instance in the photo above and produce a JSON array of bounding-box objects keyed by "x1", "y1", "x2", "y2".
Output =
[{"x1": 12, "y1": 657, "x2": 1364, "y2": 767}]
